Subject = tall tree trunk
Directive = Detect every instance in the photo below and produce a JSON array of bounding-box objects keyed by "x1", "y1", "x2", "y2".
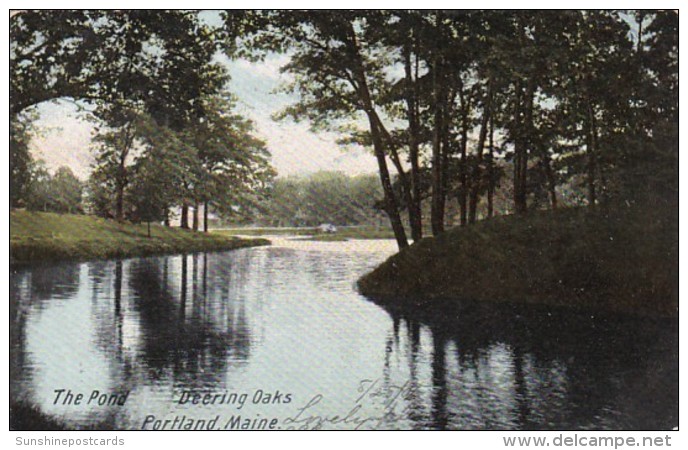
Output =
[
  {"x1": 203, "y1": 201, "x2": 209, "y2": 233},
  {"x1": 487, "y1": 114, "x2": 495, "y2": 218},
  {"x1": 520, "y1": 80, "x2": 535, "y2": 214},
  {"x1": 114, "y1": 123, "x2": 134, "y2": 222},
  {"x1": 371, "y1": 119, "x2": 408, "y2": 250},
  {"x1": 469, "y1": 84, "x2": 492, "y2": 223},
  {"x1": 513, "y1": 79, "x2": 534, "y2": 215},
  {"x1": 370, "y1": 112, "x2": 417, "y2": 244},
  {"x1": 430, "y1": 58, "x2": 445, "y2": 236},
  {"x1": 192, "y1": 202, "x2": 199, "y2": 231},
  {"x1": 180, "y1": 204, "x2": 189, "y2": 229},
  {"x1": 440, "y1": 90, "x2": 455, "y2": 231},
  {"x1": 346, "y1": 22, "x2": 408, "y2": 249},
  {"x1": 458, "y1": 86, "x2": 469, "y2": 226},
  {"x1": 543, "y1": 153, "x2": 558, "y2": 209},
  {"x1": 430, "y1": 13, "x2": 447, "y2": 236},
  {"x1": 587, "y1": 100, "x2": 598, "y2": 207},
  {"x1": 403, "y1": 40, "x2": 423, "y2": 242},
  {"x1": 115, "y1": 180, "x2": 125, "y2": 222}
]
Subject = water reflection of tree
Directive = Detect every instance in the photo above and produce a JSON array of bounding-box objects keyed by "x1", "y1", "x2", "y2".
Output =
[
  {"x1": 23, "y1": 263, "x2": 82, "y2": 305},
  {"x1": 126, "y1": 254, "x2": 252, "y2": 389},
  {"x1": 10, "y1": 270, "x2": 31, "y2": 402},
  {"x1": 378, "y1": 301, "x2": 677, "y2": 430},
  {"x1": 10, "y1": 264, "x2": 83, "y2": 403}
]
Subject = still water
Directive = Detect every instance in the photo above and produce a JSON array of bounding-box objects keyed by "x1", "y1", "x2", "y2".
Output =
[{"x1": 10, "y1": 238, "x2": 677, "y2": 430}]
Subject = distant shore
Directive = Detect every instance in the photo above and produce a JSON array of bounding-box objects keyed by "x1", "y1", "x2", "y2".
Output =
[
  {"x1": 216, "y1": 226, "x2": 396, "y2": 241},
  {"x1": 358, "y1": 202, "x2": 678, "y2": 318},
  {"x1": 10, "y1": 210, "x2": 270, "y2": 265}
]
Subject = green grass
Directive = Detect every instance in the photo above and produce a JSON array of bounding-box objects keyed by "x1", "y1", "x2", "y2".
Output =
[
  {"x1": 217, "y1": 226, "x2": 396, "y2": 241},
  {"x1": 358, "y1": 202, "x2": 678, "y2": 317},
  {"x1": 10, "y1": 210, "x2": 270, "y2": 264}
]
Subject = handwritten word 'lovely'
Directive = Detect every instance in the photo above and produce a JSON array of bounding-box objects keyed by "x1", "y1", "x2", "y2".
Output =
[{"x1": 282, "y1": 379, "x2": 415, "y2": 430}]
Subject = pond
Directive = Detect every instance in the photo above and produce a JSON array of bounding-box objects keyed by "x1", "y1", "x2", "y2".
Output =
[{"x1": 10, "y1": 238, "x2": 677, "y2": 430}]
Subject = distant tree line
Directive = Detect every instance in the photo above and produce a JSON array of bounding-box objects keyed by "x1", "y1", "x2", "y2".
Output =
[{"x1": 249, "y1": 171, "x2": 385, "y2": 227}]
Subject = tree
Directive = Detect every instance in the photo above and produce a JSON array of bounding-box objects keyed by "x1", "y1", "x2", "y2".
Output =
[
  {"x1": 229, "y1": 11, "x2": 412, "y2": 249},
  {"x1": 50, "y1": 167, "x2": 83, "y2": 213},
  {"x1": 183, "y1": 94, "x2": 275, "y2": 232},
  {"x1": 25, "y1": 165, "x2": 82, "y2": 213},
  {"x1": 127, "y1": 154, "x2": 173, "y2": 237},
  {"x1": 24, "y1": 160, "x2": 52, "y2": 212},
  {"x1": 10, "y1": 11, "x2": 227, "y2": 119},
  {"x1": 90, "y1": 108, "x2": 140, "y2": 221},
  {"x1": 10, "y1": 113, "x2": 36, "y2": 208}
]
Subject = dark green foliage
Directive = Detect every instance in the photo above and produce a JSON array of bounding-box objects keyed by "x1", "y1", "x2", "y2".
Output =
[
  {"x1": 10, "y1": 114, "x2": 35, "y2": 208},
  {"x1": 25, "y1": 165, "x2": 83, "y2": 214},
  {"x1": 10, "y1": 11, "x2": 228, "y2": 121}
]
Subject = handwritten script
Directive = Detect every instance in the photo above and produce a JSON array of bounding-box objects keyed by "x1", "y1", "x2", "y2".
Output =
[{"x1": 282, "y1": 378, "x2": 417, "y2": 430}]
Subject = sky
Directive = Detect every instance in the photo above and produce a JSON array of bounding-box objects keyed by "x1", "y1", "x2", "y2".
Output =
[{"x1": 29, "y1": 51, "x2": 379, "y2": 180}]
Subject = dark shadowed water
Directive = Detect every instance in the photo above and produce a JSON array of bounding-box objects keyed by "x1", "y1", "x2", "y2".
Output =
[{"x1": 10, "y1": 238, "x2": 677, "y2": 430}]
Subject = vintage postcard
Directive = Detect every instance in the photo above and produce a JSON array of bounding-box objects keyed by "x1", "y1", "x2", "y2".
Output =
[{"x1": 8, "y1": 8, "x2": 679, "y2": 440}]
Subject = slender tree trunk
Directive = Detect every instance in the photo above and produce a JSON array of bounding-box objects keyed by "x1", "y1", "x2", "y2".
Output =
[
  {"x1": 513, "y1": 81, "x2": 524, "y2": 214},
  {"x1": 513, "y1": 79, "x2": 534, "y2": 215},
  {"x1": 203, "y1": 201, "x2": 209, "y2": 233},
  {"x1": 371, "y1": 119, "x2": 408, "y2": 250},
  {"x1": 520, "y1": 80, "x2": 535, "y2": 213},
  {"x1": 147, "y1": 221, "x2": 151, "y2": 238},
  {"x1": 115, "y1": 183, "x2": 125, "y2": 221},
  {"x1": 440, "y1": 90, "x2": 454, "y2": 230},
  {"x1": 458, "y1": 87, "x2": 469, "y2": 226},
  {"x1": 403, "y1": 41, "x2": 423, "y2": 242},
  {"x1": 429, "y1": 13, "x2": 449, "y2": 236},
  {"x1": 431, "y1": 57, "x2": 445, "y2": 236},
  {"x1": 371, "y1": 112, "x2": 417, "y2": 244},
  {"x1": 346, "y1": 22, "x2": 408, "y2": 249},
  {"x1": 587, "y1": 100, "x2": 597, "y2": 207},
  {"x1": 180, "y1": 204, "x2": 189, "y2": 229},
  {"x1": 543, "y1": 153, "x2": 558, "y2": 209},
  {"x1": 469, "y1": 84, "x2": 492, "y2": 223},
  {"x1": 487, "y1": 114, "x2": 495, "y2": 218},
  {"x1": 192, "y1": 202, "x2": 199, "y2": 231},
  {"x1": 164, "y1": 208, "x2": 170, "y2": 227},
  {"x1": 115, "y1": 123, "x2": 134, "y2": 222}
]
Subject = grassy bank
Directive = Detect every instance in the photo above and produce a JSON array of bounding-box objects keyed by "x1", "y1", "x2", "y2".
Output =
[
  {"x1": 10, "y1": 210, "x2": 270, "y2": 264},
  {"x1": 358, "y1": 203, "x2": 678, "y2": 317},
  {"x1": 217, "y1": 226, "x2": 395, "y2": 241}
]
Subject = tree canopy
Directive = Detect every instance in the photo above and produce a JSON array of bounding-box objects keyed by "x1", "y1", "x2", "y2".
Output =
[{"x1": 10, "y1": 10, "x2": 677, "y2": 247}]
